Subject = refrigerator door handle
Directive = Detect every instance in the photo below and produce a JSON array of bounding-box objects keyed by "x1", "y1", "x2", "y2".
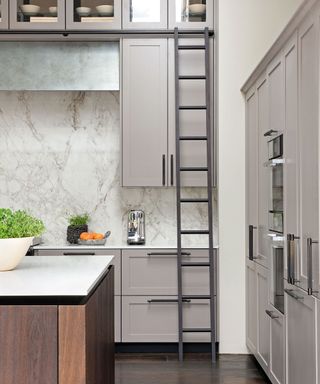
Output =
[
  {"x1": 307, "y1": 238, "x2": 318, "y2": 295},
  {"x1": 249, "y1": 225, "x2": 257, "y2": 261}
]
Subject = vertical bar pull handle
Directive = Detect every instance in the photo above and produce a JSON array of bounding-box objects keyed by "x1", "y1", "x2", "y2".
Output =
[
  {"x1": 287, "y1": 234, "x2": 293, "y2": 284},
  {"x1": 162, "y1": 154, "x2": 166, "y2": 186},
  {"x1": 171, "y1": 154, "x2": 174, "y2": 186},
  {"x1": 249, "y1": 225, "x2": 257, "y2": 261},
  {"x1": 307, "y1": 238, "x2": 318, "y2": 295}
]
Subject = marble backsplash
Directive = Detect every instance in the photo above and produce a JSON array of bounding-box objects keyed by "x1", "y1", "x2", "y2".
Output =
[{"x1": 0, "y1": 91, "x2": 218, "y2": 247}]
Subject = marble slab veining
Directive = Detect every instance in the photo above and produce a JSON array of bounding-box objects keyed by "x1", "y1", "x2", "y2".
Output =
[{"x1": 0, "y1": 91, "x2": 218, "y2": 248}]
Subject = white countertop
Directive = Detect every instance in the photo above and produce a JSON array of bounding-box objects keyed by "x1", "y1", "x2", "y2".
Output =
[
  {"x1": 33, "y1": 244, "x2": 219, "y2": 250},
  {"x1": 0, "y1": 256, "x2": 113, "y2": 297}
]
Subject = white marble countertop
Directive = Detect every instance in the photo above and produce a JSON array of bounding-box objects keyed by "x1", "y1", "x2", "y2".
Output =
[
  {"x1": 0, "y1": 256, "x2": 113, "y2": 297},
  {"x1": 33, "y1": 244, "x2": 219, "y2": 250}
]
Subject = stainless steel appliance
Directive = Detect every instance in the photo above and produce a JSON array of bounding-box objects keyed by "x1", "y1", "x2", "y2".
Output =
[{"x1": 127, "y1": 210, "x2": 145, "y2": 245}]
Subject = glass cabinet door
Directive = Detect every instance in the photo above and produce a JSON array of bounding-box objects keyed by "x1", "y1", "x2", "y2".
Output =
[
  {"x1": 169, "y1": 0, "x2": 213, "y2": 29},
  {"x1": 10, "y1": 0, "x2": 65, "y2": 30},
  {"x1": 66, "y1": 0, "x2": 121, "y2": 30},
  {"x1": 0, "y1": 0, "x2": 8, "y2": 29},
  {"x1": 122, "y1": 0, "x2": 167, "y2": 29}
]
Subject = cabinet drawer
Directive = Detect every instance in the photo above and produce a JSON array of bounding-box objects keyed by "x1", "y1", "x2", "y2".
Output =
[
  {"x1": 33, "y1": 249, "x2": 121, "y2": 295},
  {"x1": 115, "y1": 296, "x2": 121, "y2": 343},
  {"x1": 122, "y1": 249, "x2": 212, "y2": 295},
  {"x1": 122, "y1": 296, "x2": 211, "y2": 343}
]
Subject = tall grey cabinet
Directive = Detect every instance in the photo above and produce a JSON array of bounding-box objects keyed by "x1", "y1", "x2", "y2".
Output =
[
  {"x1": 0, "y1": 0, "x2": 8, "y2": 29},
  {"x1": 122, "y1": 39, "x2": 168, "y2": 187}
]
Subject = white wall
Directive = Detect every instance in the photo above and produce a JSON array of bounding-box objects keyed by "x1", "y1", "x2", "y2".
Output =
[{"x1": 218, "y1": 0, "x2": 305, "y2": 353}]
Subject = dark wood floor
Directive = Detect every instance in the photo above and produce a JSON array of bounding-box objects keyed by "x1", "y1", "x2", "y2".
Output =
[{"x1": 115, "y1": 354, "x2": 270, "y2": 384}]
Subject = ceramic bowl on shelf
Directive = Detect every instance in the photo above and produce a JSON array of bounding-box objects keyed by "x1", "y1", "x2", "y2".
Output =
[
  {"x1": 188, "y1": 3, "x2": 206, "y2": 16},
  {"x1": 76, "y1": 7, "x2": 91, "y2": 17},
  {"x1": 48, "y1": 6, "x2": 57, "y2": 16},
  {"x1": 20, "y1": 4, "x2": 41, "y2": 16},
  {"x1": 96, "y1": 5, "x2": 114, "y2": 16}
]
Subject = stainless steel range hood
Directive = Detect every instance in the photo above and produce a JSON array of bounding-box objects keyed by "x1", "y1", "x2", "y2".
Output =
[{"x1": 0, "y1": 41, "x2": 119, "y2": 91}]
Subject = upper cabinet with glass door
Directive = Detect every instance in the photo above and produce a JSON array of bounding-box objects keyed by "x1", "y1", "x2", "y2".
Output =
[
  {"x1": 169, "y1": 0, "x2": 213, "y2": 29},
  {"x1": 0, "y1": 0, "x2": 9, "y2": 29},
  {"x1": 123, "y1": 0, "x2": 167, "y2": 29},
  {"x1": 66, "y1": 0, "x2": 121, "y2": 30},
  {"x1": 10, "y1": 0, "x2": 65, "y2": 30}
]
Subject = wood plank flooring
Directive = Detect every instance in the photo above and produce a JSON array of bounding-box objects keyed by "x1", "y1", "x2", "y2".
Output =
[{"x1": 116, "y1": 354, "x2": 270, "y2": 384}]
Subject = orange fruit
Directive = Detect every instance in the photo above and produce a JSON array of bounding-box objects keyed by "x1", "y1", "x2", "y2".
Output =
[
  {"x1": 93, "y1": 233, "x2": 104, "y2": 240},
  {"x1": 80, "y1": 232, "x2": 94, "y2": 240}
]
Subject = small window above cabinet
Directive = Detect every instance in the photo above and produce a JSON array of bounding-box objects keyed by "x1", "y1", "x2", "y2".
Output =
[
  {"x1": 122, "y1": 0, "x2": 167, "y2": 29},
  {"x1": 0, "y1": 0, "x2": 9, "y2": 30},
  {"x1": 169, "y1": 0, "x2": 213, "y2": 29},
  {"x1": 10, "y1": 0, "x2": 65, "y2": 30},
  {"x1": 66, "y1": 0, "x2": 121, "y2": 30}
]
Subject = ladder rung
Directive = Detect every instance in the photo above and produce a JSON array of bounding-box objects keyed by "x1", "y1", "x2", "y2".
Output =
[
  {"x1": 178, "y1": 45, "x2": 206, "y2": 50},
  {"x1": 179, "y1": 75, "x2": 206, "y2": 80},
  {"x1": 180, "y1": 167, "x2": 208, "y2": 172},
  {"x1": 180, "y1": 198, "x2": 209, "y2": 203},
  {"x1": 179, "y1": 136, "x2": 207, "y2": 141},
  {"x1": 183, "y1": 328, "x2": 212, "y2": 333},
  {"x1": 183, "y1": 295, "x2": 211, "y2": 300},
  {"x1": 181, "y1": 262, "x2": 210, "y2": 267},
  {"x1": 179, "y1": 106, "x2": 207, "y2": 110},
  {"x1": 181, "y1": 230, "x2": 210, "y2": 235}
]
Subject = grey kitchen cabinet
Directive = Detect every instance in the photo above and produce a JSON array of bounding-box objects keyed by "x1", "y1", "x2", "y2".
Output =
[
  {"x1": 168, "y1": 37, "x2": 215, "y2": 187},
  {"x1": 246, "y1": 259, "x2": 257, "y2": 355},
  {"x1": 168, "y1": 0, "x2": 214, "y2": 30},
  {"x1": 297, "y1": 13, "x2": 319, "y2": 294},
  {"x1": 122, "y1": 0, "x2": 168, "y2": 29},
  {"x1": 257, "y1": 75, "x2": 269, "y2": 269},
  {"x1": 122, "y1": 39, "x2": 168, "y2": 187},
  {"x1": 0, "y1": 0, "x2": 8, "y2": 29},
  {"x1": 283, "y1": 32, "x2": 299, "y2": 282},
  {"x1": 66, "y1": 0, "x2": 121, "y2": 30},
  {"x1": 268, "y1": 308, "x2": 285, "y2": 384},
  {"x1": 122, "y1": 296, "x2": 211, "y2": 342},
  {"x1": 10, "y1": 0, "x2": 65, "y2": 30},
  {"x1": 33, "y1": 248, "x2": 121, "y2": 295},
  {"x1": 256, "y1": 264, "x2": 270, "y2": 373},
  {"x1": 285, "y1": 283, "x2": 316, "y2": 384},
  {"x1": 122, "y1": 249, "x2": 214, "y2": 296},
  {"x1": 267, "y1": 53, "x2": 285, "y2": 136},
  {"x1": 246, "y1": 86, "x2": 258, "y2": 261}
]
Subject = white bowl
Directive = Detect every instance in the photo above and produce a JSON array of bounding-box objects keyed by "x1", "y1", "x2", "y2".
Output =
[
  {"x1": 20, "y1": 4, "x2": 41, "y2": 16},
  {"x1": 49, "y1": 6, "x2": 57, "y2": 16},
  {"x1": 0, "y1": 237, "x2": 33, "y2": 272},
  {"x1": 76, "y1": 6, "x2": 91, "y2": 17},
  {"x1": 96, "y1": 5, "x2": 114, "y2": 16},
  {"x1": 189, "y1": 4, "x2": 206, "y2": 16}
]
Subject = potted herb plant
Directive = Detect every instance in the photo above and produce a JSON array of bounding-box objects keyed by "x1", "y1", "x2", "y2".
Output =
[
  {"x1": 67, "y1": 213, "x2": 90, "y2": 244},
  {"x1": 0, "y1": 208, "x2": 45, "y2": 271}
]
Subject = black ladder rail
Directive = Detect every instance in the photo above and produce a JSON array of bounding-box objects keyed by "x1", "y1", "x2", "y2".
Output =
[{"x1": 174, "y1": 27, "x2": 216, "y2": 363}]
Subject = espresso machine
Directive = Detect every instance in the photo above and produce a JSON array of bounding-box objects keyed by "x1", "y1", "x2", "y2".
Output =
[{"x1": 127, "y1": 210, "x2": 145, "y2": 245}]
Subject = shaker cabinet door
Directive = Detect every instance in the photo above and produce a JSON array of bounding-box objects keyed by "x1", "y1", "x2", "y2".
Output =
[
  {"x1": 246, "y1": 260, "x2": 257, "y2": 355},
  {"x1": 269, "y1": 310, "x2": 285, "y2": 384},
  {"x1": 297, "y1": 14, "x2": 319, "y2": 293},
  {"x1": 0, "y1": 0, "x2": 8, "y2": 30},
  {"x1": 122, "y1": 39, "x2": 168, "y2": 187},
  {"x1": 285, "y1": 284, "x2": 316, "y2": 384}
]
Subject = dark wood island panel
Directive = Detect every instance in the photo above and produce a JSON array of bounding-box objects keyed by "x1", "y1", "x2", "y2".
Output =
[
  {"x1": 0, "y1": 266, "x2": 114, "y2": 384},
  {"x1": 59, "y1": 267, "x2": 115, "y2": 384}
]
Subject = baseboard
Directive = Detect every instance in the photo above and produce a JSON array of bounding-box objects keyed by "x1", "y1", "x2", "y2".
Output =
[{"x1": 115, "y1": 342, "x2": 219, "y2": 354}]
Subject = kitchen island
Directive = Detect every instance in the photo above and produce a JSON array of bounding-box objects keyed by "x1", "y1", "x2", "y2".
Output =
[{"x1": 0, "y1": 256, "x2": 114, "y2": 384}]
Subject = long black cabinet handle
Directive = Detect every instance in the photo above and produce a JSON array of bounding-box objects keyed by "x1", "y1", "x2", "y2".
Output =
[
  {"x1": 248, "y1": 225, "x2": 257, "y2": 261},
  {"x1": 63, "y1": 252, "x2": 96, "y2": 256},
  {"x1": 307, "y1": 238, "x2": 319, "y2": 295},
  {"x1": 171, "y1": 154, "x2": 174, "y2": 186},
  {"x1": 147, "y1": 299, "x2": 191, "y2": 304},
  {"x1": 147, "y1": 252, "x2": 191, "y2": 256},
  {"x1": 285, "y1": 289, "x2": 304, "y2": 301},
  {"x1": 162, "y1": 154, "x2": 166, "y2": 186}
]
